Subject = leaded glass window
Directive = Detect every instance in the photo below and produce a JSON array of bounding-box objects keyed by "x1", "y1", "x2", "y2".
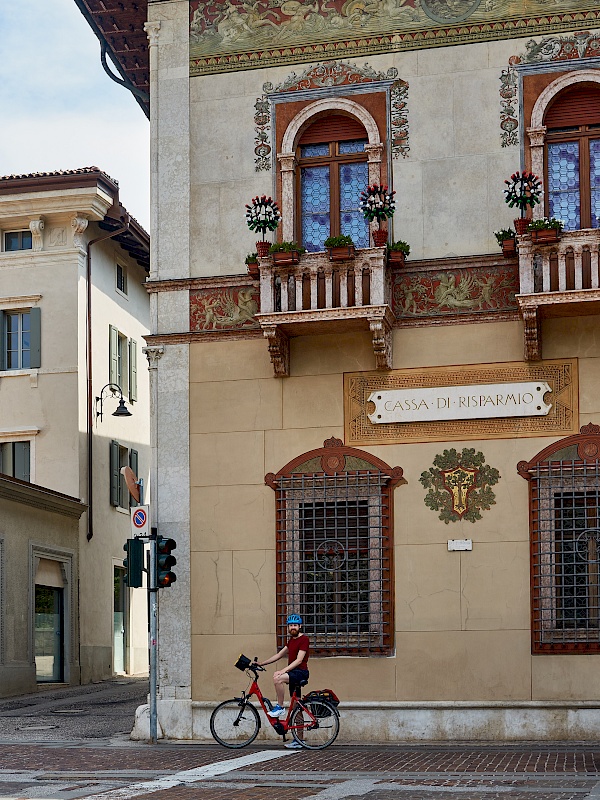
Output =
[
  {"x1": 298, "y1": 134, "x2": 370, "y2": 252},
  {"x1": 546, "y1": 123, "x2": 600, "y2": 230}
]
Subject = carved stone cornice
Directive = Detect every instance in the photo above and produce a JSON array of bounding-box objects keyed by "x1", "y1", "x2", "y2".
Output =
[
  {"x1": 71, "y1": 215, "x2": 89, "y2": 248},
  {"x1": 143, "y1": 345, "x2": 165, "y2": 369},
  {"x1": 29, "y1": 217, "x2": 44, "y2": 252}
]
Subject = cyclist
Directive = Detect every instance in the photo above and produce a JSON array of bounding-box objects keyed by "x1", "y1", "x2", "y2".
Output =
[{"x1": 258, "y1": 613, "x2": 309, "y2": 724}]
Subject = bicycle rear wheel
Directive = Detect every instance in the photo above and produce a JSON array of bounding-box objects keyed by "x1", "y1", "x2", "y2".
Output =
[
  {"x1": 289, "y1": 699, "x2": 339, "y2": 749},
  {"x1": 210, "y1": 699, "x2": 260, "y2": 748}
]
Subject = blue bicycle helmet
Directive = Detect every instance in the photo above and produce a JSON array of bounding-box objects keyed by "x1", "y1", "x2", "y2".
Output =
[{"x1": 286, "y1": 613, "x2": 303, "y2": 625}]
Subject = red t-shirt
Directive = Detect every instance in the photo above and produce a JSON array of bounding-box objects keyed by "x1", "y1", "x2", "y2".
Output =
[{"x1": 287, "y1": 634, "x2": 310, "y2": 671}]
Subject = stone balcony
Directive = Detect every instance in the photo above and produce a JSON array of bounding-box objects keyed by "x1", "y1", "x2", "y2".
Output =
[
  {"x1": 256, "y1": 247, "x2": 394, "y2": 377},
  {"x1": 516, "y1": 228, "x2": 600, "y2": 360}
]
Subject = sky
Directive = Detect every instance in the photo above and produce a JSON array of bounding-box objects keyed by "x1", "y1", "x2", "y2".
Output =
[{"x1": 0, "y1": 1, "x2": 150, "y2": 229}]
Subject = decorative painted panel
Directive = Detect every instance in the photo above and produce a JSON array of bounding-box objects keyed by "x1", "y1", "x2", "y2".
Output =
[
  {"x1": 501, "y1": 29, "x2": 600, "y2": 147},
  {"x1": 190, "y1": 1, "x2": 600, "y2": 76},
  {"x1": 345, "y1": 360, "x2": 578, "y2": 446},
  {"x1": 190, "y1": 286, "x2": 260, "y2": 331},
  {"x1": 253, "y1": 61, "x2": 409, "y2": 171},
  {"x1": 391, "y1": 263, "x2": 519, "y2": 321}
]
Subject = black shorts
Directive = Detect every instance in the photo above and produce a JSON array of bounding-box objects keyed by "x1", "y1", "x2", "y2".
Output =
[{"x1": 288, "y1": 668, "x2": 309, "y2": 697}]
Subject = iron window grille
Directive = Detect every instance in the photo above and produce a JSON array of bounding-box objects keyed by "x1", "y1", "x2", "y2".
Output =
[
  {"x1": 519, "y1": 423, "x2": 600, "y2": 653},
  {"x1": 266, "y1": 437, "x2": 404, "y2": 656}
]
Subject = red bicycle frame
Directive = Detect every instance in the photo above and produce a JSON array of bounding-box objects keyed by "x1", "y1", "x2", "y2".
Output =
[{"x1": 240, "y1": 674, "x2": 317, "y2": 734}]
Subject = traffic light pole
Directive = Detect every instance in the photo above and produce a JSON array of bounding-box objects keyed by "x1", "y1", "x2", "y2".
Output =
[{"x1": 149, "y1": 526, "x2": 158, "y2": 745}]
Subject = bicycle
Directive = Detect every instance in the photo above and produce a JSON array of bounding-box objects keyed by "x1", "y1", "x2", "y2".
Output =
[{"x1": 210, "y1": 656, "x2": 340, "y2": 749}]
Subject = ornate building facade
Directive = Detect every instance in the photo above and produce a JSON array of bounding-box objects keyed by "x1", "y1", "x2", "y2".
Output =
[{"x1": 79, "y1": 0, "x2": 600, "y2": 739}]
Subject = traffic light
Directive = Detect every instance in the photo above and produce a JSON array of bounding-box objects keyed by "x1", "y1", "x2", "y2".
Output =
[
  {"x1": 156, "y1": 536, "x2": 177, "y2": 588},
  {"x1": 123, "y1": 538, "x2": 144, "y2": 588}
]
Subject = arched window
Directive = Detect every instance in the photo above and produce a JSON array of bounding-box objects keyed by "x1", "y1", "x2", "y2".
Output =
[
  {"x1": 266, "y1": 437, "x2": 404, "y2": 656},
  {"x1": 297, "y1": 115, "x2": 370, "y2": 251},
  {"x1": 545, "y1": 84, "x2": 600, "y2": 231},
  {"x1": 518, "y1": 423, "x2": 600, "y2": 653}
]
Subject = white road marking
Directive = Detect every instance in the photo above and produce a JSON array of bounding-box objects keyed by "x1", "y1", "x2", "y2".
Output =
[{"x1": 78, "y1": 749, "x2": 294, "y2": 800}]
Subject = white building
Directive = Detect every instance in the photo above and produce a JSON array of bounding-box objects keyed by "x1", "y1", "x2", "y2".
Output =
[{"x1": 0, "y1": 167, "x2": 151, "y2": 695}]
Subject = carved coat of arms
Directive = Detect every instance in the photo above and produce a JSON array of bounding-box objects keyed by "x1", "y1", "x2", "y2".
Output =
[{"x1": 419, "y1": 448, "x2": 500, "y2": 524}]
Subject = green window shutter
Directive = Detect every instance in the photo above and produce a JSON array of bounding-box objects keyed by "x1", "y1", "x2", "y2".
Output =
[
  {"x1": 14, "y1": 441, "x2": 30, "y2": 482},
  {"x1": 0, "y1": 310, "x2": 5, "y2": 370},
  {"x1": 129, "y1": 449, "x2": 139, "y2": 507},
  {"x1": 129, "y1": 339, "x2": 137, "y2": 402},
  {"x1": 109, "y1": 325, "x2": 118, "y2": 385},
  {"x1": 110, "y1": 440, "x2": 120, "y2": 506},
  {"x1": 29, "y1": 307, "x2": 41, "y2": 369}
]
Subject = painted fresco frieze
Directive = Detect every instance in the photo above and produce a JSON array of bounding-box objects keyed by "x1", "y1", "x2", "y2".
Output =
[
  {"x1": 392, "y1": 264, "x2": 518, "y2": 320},
  {"x1": 189, "y1": 286, "x2": 260, "y2": 331},
  {"x1": 190, "y1": 1, "x2": 600, "y2": 75},
  {"x1": 419, "y1": 448, "x2": 500, "y2": 523}
]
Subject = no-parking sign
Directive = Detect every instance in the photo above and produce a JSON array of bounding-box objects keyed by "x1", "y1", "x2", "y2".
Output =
[{"x1": 130, "y1": 505, "x2": 150, "y2": 537}]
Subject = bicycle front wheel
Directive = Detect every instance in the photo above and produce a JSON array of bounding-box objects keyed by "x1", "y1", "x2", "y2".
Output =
[
  {"x1": 210, "y1": 699, "x2": 260, "y2": 748},
  {"x1": 290, "y1": 699, "x2": 339, "y2": 749}
]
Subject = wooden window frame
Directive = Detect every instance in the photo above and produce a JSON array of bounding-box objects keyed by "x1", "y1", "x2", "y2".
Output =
[
  {"x1": 545, "y1": 125, "x2": 600, "y2": 229},
  {"x1": 296, "y1": 139, "x2": 369, "y2": 245}
]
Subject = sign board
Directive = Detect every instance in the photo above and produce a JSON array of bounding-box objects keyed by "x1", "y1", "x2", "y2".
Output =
[
  {"x1": 131, "y1": 505, "x2": 150, "y2": 538},
  {"x1": 368, "y1": 381, "x2": 552, "y2": 425}
]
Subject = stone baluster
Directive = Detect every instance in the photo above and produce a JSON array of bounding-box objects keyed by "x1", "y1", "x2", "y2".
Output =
[
  {"x1": 310, "y1": 269, "x2": 318, "y2": 309},
  {"x1": 354, "y1": 266, "x2": 363, "y2": 306},
  {"x1": 280, "y1": 271, "x2": 289, "y2": 312},
  {"x1": 517, "y1": 239, "x2": 535, "y2": 294},
  {"x1": 340, "y1": 269, "x2": 348, "y2": 307},
  {"x1": 592, "y1": 247, "x2": 600, "y2": 289},
  {"x1": 557, "y1": 249, "x2": 567, "y2": 291},
  {"x1": 296, "y1": 272, "x2": 304, "y2": 310},
  {"x1": 542, "y1": 253, "x2": 551, "y2": 293},
  {"x1": 324, "y1": 265, "x2": 333, "y2": 309},
  {"x1": 369, "y1": 251, "x2": 385, "y2": 305},
  {"x1": 574, "y1": 248, "x2": 583, "y2": 290}
]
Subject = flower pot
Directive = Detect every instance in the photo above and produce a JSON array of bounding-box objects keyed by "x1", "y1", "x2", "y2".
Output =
[
  {"x1": 530, "y1": 228, "x2": 561, "y2": 244},
  {"x1": 501, "y1": 238, "x2": 517, "y2": 257},
  {"x1": 272, "y1": 250, "x2": 301, "y2": 266},
  {"x1": 327, "y1": 245, "x2": 356, "y2": 261},
  {"x1": 387, "y1": 250, "x2": 406, "y2": 266},
  {"x1": 514, "y1": 218, "x2": 530, "y2": 236},
  {"x1": 246, "y1": 262, "x2": 259, "y2": 279},
  {"x1": 256, "y1": 241, "x2": 270, "y2": 258},
  {"x1": 372, "y1": 229, "x2": 388, "y2": 247}
]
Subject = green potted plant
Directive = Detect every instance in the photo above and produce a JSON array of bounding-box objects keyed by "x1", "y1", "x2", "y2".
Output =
[
  {"x1": 245, "y1": 195, "x2": 281, "y2": 257},
  {"x1": 387, "y1": 239, "x2": 410, "y2": 266},
  {"x1": 245, "y1": 252, "x2": 259, "y2": 279},
  {"x1": 527, "y1": 216, "x2": 564, "y2": 244},
  {"x1": 503, "y1": 171, "x2": 542, "y2": 235},
  {"x1": 360, "y1": 184, "x2": 396, "y2": 247},
  {"x1": 494, "y1": 228, "x2": 517, "y2": 257},
  {"x1": 324, "y1": 234, "x2": 355, "y2": 261},
  {"x1": 269, "y1": 241, "x2": 306, "y2": 265}
]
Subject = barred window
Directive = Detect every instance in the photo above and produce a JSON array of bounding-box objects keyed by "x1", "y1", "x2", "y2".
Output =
[
  {"x1": 519, "y1": 423, "x2": 600, "y2": 653},
  {"x1": 266, "y1": 437, "x2": 404, "y2": 656}
]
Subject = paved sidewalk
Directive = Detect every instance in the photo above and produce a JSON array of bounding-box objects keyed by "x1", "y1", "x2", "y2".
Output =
[{"x1": 1, "y1": 741, "x2": 600, "y2": 800}]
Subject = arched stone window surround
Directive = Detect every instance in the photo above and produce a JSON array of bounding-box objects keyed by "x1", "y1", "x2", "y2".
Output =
[
  {"x1": 527, "y1": 70, "x2": 600, "y2": 220},
  {"x1": 278, "y1": 98, "x2": 384, "y2": 241}
]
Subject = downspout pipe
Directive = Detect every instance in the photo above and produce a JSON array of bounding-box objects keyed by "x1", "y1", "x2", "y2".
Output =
[{"x1": 86, "y1": 217, "x2": 130, "y2": 541}]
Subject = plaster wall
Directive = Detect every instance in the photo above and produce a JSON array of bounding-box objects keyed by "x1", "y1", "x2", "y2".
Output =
[
  {"x1": 0, "y1": 498, "x2": 79, "y2": 698},
  {"x1": 186, "y1": 34, "x2": 540, "y2": 276},
  {"x1": 188, "y1": 318, "x2": 600, "y2": 709}
]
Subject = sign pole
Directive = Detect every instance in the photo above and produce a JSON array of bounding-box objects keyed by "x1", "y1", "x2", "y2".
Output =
[{"x1": 149, "y1": 525, "x2": 158, "y2": 745}]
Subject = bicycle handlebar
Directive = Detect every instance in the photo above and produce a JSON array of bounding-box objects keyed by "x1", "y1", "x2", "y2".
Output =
[{"x1": 248, "y1": 658, "x2": 266, "y2": 673}]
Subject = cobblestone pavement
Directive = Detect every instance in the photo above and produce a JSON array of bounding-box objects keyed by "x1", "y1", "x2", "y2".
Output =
[{"x1": 2, "y1": 683, "x2": 600, "y2": 800}]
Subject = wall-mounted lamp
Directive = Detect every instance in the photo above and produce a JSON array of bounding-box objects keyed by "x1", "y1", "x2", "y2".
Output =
[{"x1": 95, "y1": 383, "x2": 132, "y2": 422}]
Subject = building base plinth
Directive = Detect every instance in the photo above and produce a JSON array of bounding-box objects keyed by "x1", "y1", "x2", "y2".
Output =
[{"x1": 142, "y1": 700, "x2": 600, "y2": 742}]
